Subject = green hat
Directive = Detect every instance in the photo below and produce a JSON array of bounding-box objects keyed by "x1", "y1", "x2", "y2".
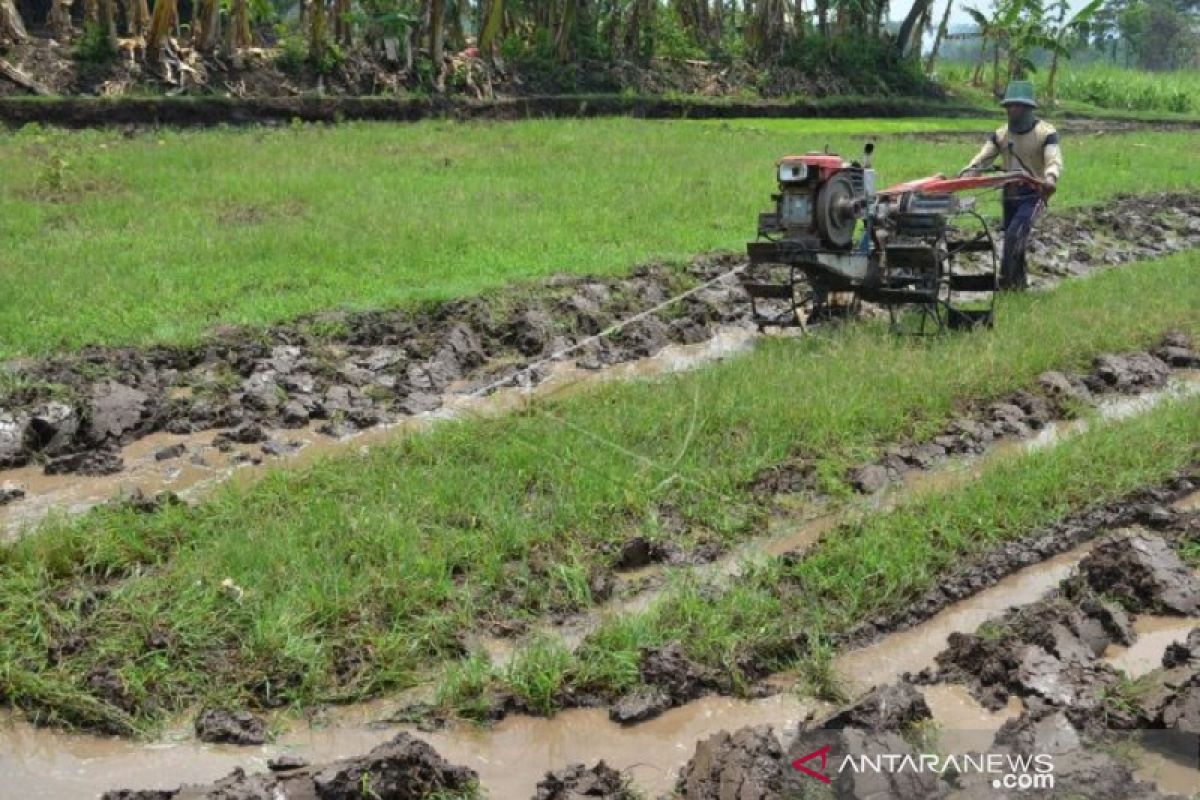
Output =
[{"x1": 1001, "y1": 80, "x2": 1037, "y2": 108}]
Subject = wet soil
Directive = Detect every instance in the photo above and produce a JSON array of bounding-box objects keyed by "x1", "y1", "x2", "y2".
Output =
[
  {"x1": 0, "y1": 93, "x2": 983, "y2": 128},
  {"x1": 101, "y1": 731, "x2": 478, "y2": 800},
  {"x1": 2, "y1": 192, "x2": 1198, "y2": 498},
  {"x1": 10, "y1": 492, "x2": 1200, "y2": 799},
  {"x1": 838, "y1": 338, "x2": 1198, "y2": 499},
  {"x1": 673, "y1": 526, "x2": 1200, "y2": 800},
  {"x1": 838, "y1": 475, "x2": 1200, "y2": 653}
]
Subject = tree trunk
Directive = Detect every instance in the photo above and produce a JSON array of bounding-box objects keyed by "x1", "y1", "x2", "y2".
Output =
[
  {"x1": 231, "y1": 0, "x2": 251, "y2": 47},
  {"x1": 333, "y1": 0, "x2": 351, "y2": 45},
  {"x1": 146, "y1": 0, "x2": 176, "y2": 55},
  {"x1": 429, "y1": 0, "x2": 445, "y2": 89},
  {"x1": 125, "y1": 0, "x2": 150, "y2": 36},
  {"x1": 479, "y1": 0, "x2": 503, "y2": 55},
  {"x1": 1046, "y1": 49, "x2": 1059, "y2": 108},
  {"x1": 309, "y1": 0, "x2": 327, "y2": 61},
  {"x1": 100, "y1": 0, "x2": 117, "y2": 46},
  {"x1": 924, "y1": 0, "x2": 951, "y2": 73},
  {"x1": 192, "y1": 0, "x2": 220, "y2": 52},
  {"x1": 51, "y1": 0, "x2": 74, "y2": 39},
  {"x1": 895, "y1": 0, "x2": 931, "y2": 56},
  {"x1": 991, "y1": 37, "x2": 1000, "y2": 96},
  {"x1": 0, "y1": 0, "x2": 28, "y2": 43}
]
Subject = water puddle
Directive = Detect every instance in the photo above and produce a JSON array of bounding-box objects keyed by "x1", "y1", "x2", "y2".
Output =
[
  {"x1": 0, "y1": 694, "x2": 816, "y2": 800},
  {"x1": 1103, "y1": 615, "x2": 1200, "y2": 679},
  {"x1": 1174, "y1": 489, "x2": 1200, "y2": 513},
  {"x1": 921, "y1": 683, "x2": 1023, "y2": 733},
  {"x1": 835, "y1": 542, "x2": 1095, "y2": 694},
  {"x1": 1132, "y1": 741, "x2": 1200, "y2": 797},
  {"x1": 1026, "y1": 370, "x2": 1200, "y2": 452},
  {"x1": 0, "y1": 326, "x2": 759, "y2": 540}
]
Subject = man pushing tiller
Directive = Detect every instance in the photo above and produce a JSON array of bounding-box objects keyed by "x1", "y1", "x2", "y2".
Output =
[{"x1": 960, "y1": 80, "x2": 1063, "y2": 291}]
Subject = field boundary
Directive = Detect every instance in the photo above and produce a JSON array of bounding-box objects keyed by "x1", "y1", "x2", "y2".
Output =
[{"x1": 0, "y1": 94, "x2": 988, "y2": 128}]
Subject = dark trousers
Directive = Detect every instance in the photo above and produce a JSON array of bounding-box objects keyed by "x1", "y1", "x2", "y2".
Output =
[{"x1": 1001, "y1": 188, "x2": 1043, "y2": 290}]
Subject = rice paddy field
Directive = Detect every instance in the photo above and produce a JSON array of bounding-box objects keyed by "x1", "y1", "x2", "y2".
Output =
[{"x1": 1, "y1": 110, "x2": 1199, "y2": 799}]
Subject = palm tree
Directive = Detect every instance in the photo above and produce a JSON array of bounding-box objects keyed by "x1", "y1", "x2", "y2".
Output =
[
  {"x1": 1039, "y1": 0, "x2": 1103, "y2": 106},
  {"x1": 925, "y1": 0, "x2": 953, "y2": 74}
]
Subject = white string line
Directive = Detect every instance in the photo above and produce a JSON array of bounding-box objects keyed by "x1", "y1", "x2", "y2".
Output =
[
  {"x1": 463, "y1": 263, "x2": 751, "y2": 401},
  {"x1": 448, "y1": 263, "x2": 752, "y2": 505}
]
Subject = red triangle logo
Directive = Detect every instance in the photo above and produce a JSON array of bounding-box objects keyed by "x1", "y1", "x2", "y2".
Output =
[{"x1": 791, "y1": 744, "x2": 832, "y2": 783}]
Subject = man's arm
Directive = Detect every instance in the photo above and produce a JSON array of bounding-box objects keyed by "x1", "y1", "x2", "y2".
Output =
[
  {"x1": 1043, "y1": 130, "x2": 1062, "y2": 183},
  {"x1": 1042, "y1": 128, "x2": 1062, "y2": 196},
  {"x1": 960, "y1": 132, "x2": 1001, "y2": 175}
]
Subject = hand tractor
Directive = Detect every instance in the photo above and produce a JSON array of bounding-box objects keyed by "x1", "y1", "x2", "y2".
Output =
[{"x1": 743, "y1": 143, "x2": 1043, "y2": 334}]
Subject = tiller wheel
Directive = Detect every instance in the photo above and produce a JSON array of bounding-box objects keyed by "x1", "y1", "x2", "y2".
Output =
[{"x1": 744, "y1": 144, "x2": 1041, "y2": 334}]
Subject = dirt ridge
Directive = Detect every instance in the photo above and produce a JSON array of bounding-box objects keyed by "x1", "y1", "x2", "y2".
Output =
[
  {"x1": 2, "y1": 192, "x2": 1199, "y2": 483},
  {"x1": 0, "y1": 94, "x2": 981, "y2": 129}
]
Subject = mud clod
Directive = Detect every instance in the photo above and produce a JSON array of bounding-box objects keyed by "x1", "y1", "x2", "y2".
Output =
[
  {"x1": 267, "y1": 754, "x2": 309, "y2": 771},
  {"x1": 608, "y1": 686, "x2": 672, "y2": 724},
  {"x1": 153, "y1": 443, "x2": 186, "y2": 461},
  {"x1": 0, "y1": 480, "x2": 25, "y2": 505},
  {"x1": 816, "y1": 682, "x2": 931, "y2": 731},
  {"x1": 609, "y1": 642, "x2": 718, "y2": 724},
  {"x1": 533, "y1": 760, "x2": 631, "y2": 799},
  {"x1": 103, "y1": 732, "x2": 477, "y2": 800},
  {"x1": 193, "y1": 708, "x2": 267, "y2": 745},
  {"x1": 1079, "y1": 531, "x2": 1200, "y2": 615},
  {"x1": 611, "y1": 536, "x2": 681, "y2": 571},
  {"x1": 1162, "y1": 628, "x2": 1200, "y2": 669},
  {"x1": 44, "y1": 448, "x2": 123, "y2": 475},
  {"x1": 213, "y1": 423, "x2": 267, "y2": 448},
  {"x1": 1085, "y1": 352, "x2": 1172, "y2": 394},
  {"x1": 676, "y1": 725, "x2": 787, "y2": 800}
]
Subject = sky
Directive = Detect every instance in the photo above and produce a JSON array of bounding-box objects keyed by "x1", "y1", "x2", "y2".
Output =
[{"x1": 889, "y1": 0, "x2": 1097, "y2": 36}]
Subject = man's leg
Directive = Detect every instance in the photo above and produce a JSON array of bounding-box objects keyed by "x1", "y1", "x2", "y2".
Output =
[{"x1": 1001, "y1": 194, "x2": 1038, "y2": 290}]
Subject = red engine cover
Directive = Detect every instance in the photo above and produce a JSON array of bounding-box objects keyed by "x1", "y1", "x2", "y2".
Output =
[{"x1": 779, "y1": 154, "x2": 847, "y2": 182}]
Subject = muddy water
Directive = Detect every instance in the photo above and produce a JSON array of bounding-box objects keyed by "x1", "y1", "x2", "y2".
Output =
[
  {"x1": 835, "y1": 543, "x2": 1095, "y2": 694},
  {"x1": 1133, "y1": 744, "x2": 1200, "y2": 797},
  {"x1": 1175, "y1": 489, "x2": 1200, "y2": 513},
  {"x1": 1025, "y1": 370, "x2": 1200, "y2": 452},
  {"x1": 1103, "y1": 615, "x2": 1200, "y2": 678},
  {"x1": 922, "y1": 684, "x2": 1023, "y2": 731},
  {"x1": 0, "y1": 694, "x2": 816, "y2": 800},
  {"x1": 0, "y1": 326, "x2": 760, "y2": 540}
]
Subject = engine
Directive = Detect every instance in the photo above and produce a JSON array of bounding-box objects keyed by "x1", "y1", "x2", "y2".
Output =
[{"x1": 756, "y1": 150, "x2": 876, "y2": 250}]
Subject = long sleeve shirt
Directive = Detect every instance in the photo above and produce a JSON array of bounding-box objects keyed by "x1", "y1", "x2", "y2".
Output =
[{"x1": 965, "y1": 120, "x2": 1063, "y2": 184}]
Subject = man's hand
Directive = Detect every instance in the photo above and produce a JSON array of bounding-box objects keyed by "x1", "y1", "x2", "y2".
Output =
[{"x1": 1041, "y1": 179, "x2": 1057, "y2": 199}]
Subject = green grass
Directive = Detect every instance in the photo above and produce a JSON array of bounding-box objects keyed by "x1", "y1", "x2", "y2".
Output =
[
  {"x1": 503, "y1": 390, "x2": 1200, "y2": 713},
  {"x1": 2, "y1": 119, "x2": 1198, "y2": 359},
  {"x1": 0, "y1": 248, "x2": 1197, "y2": 732},
  {"x1": 940, "y1": 62, "x2": 1200, "y2": 120}
]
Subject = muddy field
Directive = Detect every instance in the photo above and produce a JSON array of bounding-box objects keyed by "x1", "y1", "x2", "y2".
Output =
[
  {"x1": 2, "y1": 120, "x2": 1200, "y2": 800},
  {"x1": 79, "y1": 485, "x2": 1200, "y2": 798},
  {"x1": 1, "y1": 191, "x2": 1197, "y2": 499}
]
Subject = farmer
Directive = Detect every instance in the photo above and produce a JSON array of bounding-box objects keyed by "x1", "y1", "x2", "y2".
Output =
[{"x1": 960, "y1": 80, "x2": 1063, "y2": 290}]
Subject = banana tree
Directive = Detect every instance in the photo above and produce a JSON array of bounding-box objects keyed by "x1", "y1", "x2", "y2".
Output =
[
  {"x1": 1039, "y1": 0, "x2": 1103, "y2": 106},
  {"x1": 964, "y1": 0, "x2": 1028, "y2": 94},
  {"x1": 925, "y1": 0, "x2": 953, "y2": 73},
  {"x1": 0, "y1": 0, "x2": 28, "y2": 44}
]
